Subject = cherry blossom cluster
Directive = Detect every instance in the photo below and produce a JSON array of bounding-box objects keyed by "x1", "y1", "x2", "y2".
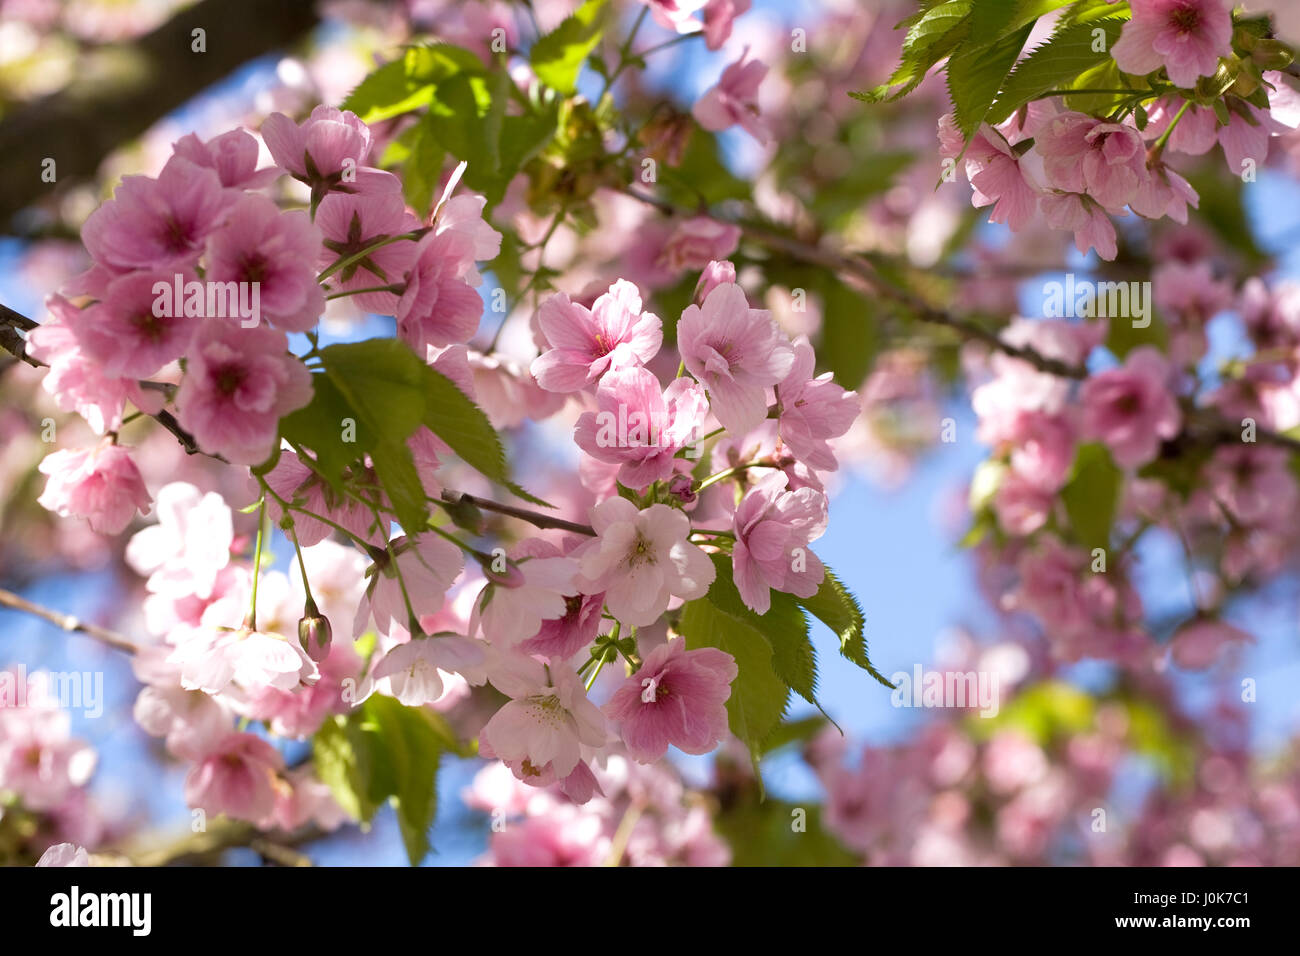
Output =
[
  {"x1": 21, "y1": 96, "x2": 864, "y2": 828},
  {"x1": 0, "y1": 668, "x2": 104, "y2": 855},
  {"x1": 465, "y1": 747, "x2": 730, "y2": 866},
  {"x1": 939, "y1": 0, "x2": 1299, "y2": 260}
]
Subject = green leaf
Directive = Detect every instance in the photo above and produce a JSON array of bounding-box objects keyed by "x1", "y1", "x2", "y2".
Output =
[
  {"x1": 341, "y1": 43, "x2": 487, "y2": 124},
  {"x1": 320, "y1": 340, "x2": 429, "y2": 441},
  {"x1": 398, "y1": 117, "x2": 445, "y2": 218},
  {"x1": 852, "y1": 0, "x2": 974, "y2": 103},
  {"x1": 700, "y1": 554, "x2": 825, "y2": 716},
  {"x1": 530, "y1": 0, "x2": 609, "y2": 95},
  {"x1": 947, "y1": 22, "x2": 1034, "y2": 140},
  {"x1": 713, "y1": 796, "x2": 859, "y2": 866},
  {"x1": 1106, "y1": 305, "x2": 1169, "y2": 359},
  {"x1": 987, "y1": 16, "x2": 1129, "y2": 125},
  {"x1": 295, "y1": 338, "x2": 543, "y2": 514},
  {"x1": 313, "y1": 696, "x2": 452, "y2": 865},
  {"x1": 279, "y1": 373, "x2": 371, "y2": 489},
  {"x1": 418, "y1": 364, "x2": 504, "y2": 483},
  {"x1": 319, "y1": 340, "x2": 433, "y2": 532},
  {"x1": 312, "y1": 714, "x2": 381, "y2": 823},
  {"x1": 1060, "y1": 442, "x2": 1121, "y2": 551},
  {"x1": 795, "y1": 567, "x2": 893, "y2": 688},
  {"x1": 679, "y1": 596, "x2": 790, "y2": 763},
  {"x1": 361, "y1": 694, "x2": 446, "y2": 865}
]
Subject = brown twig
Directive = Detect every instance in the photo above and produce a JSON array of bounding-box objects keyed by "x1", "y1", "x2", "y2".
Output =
[{"x1": 0, "y1": 586, "x2": 139, "y2": 655}]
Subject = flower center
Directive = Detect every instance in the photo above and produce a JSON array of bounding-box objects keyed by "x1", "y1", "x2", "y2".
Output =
[{"x1": 1170, "y1": 6, "x2": 1201, "y2": 33}]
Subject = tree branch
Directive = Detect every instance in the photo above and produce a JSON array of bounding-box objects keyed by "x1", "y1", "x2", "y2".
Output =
[
  {"x1": 0, "y1": 586, "x2": 139, "y2": 655},
  {"x1": 620, "y1": 186, "x2": 1300, "y2": 455},
  {"x1": 0, "y1": 0, "x2": 324, "y2": 230}
]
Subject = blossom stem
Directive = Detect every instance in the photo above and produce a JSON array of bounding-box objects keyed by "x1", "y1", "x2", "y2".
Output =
[
  {"x1": 246, "y1": 496, "x2": 267, "y2": 630},
  {"x1": 584, "y1": 651, "x2": 608, "y2": 690},
  {"x1": 602, "y1": 800, "x2": 645, "y2": 867},
  {"x1": 286, "y1": 518, "x2": 318, "y2": 609},
  {"x1": 1151, "y1": 100, "x2": 1192, "y2": 157},
  {"x1": 325, "y1": 283, "x2": 405, "y2": 300},
  {"x1": 635, "y1": 31, "x2": 704, "y2": 61},
  {"x1": 489, "y1": 205, "x2": 569, "y2": 351},
  {"x1": 599, "y1": 6, "x2": 650, "y2": 99},
  {"x1": 695, "y1": 460, "x2": 773, "y2": 493},
  {"x1": 316, "y1": 229, "x2": 428, "y2": 284}
]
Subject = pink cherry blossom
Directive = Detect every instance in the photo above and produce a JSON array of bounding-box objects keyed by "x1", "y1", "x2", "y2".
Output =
[
  {"x1": 940, "y1": 115, "x2": 1043, "y2": 231},
  {"x1": 80, "y1": 156, "x2": 233, "y2": 272},
  {"x1": 263, "y1": 450, "x2": 382, "y2": 547},
  {"x1": 171, "y1": 624, "x2": 318, "y2": 697},
  {"x1": 573, "y1": 366, "x2": 709, "y2": 489},
  {"x1": 1080, "y1": 347, "x2": 1181, "y2": 468},
  {"x1": 35, "y1": 843, "x2": 89, "y2": 867},
  {"x1": 530, "y1": 280, "x2": 663, "y2": 392},
  {"x1": 132, "y1": 647, "x2": 235, "y2": 760},
  {"x1": 125, "y1": 481, "x2": 233, "y2": 600},
  {"x1": 172, "y1": 128, "x2": 279, "y2": 189},
  {"x1": 1169, "y1": 618, "x2": 1252, "y2": 669},
  {"x1": 641, "y1": 0, "x2": 708, "y2": 35},
  {"x1": 481, "y1": 654, "x2": 607, "y2": 777},
  {"x1": 0, "y1": 707, "x2": 96, "y2": 811},
  {"x1": 1040, "y1": 192, "x2": 1119, "y2": 261},
  {"x1": 519, "y1": 591, "x2": 606, "y2": 661},
  {"x1": 204, "y1": 192, "x2": 326, "y2": 332},
  {"x1": 1217, "y1": 103, "x2": 1291, "y2": 175},
  {"x1": 701, "y1": 0, "x2": 750, "y2": 50},
  {"x1": 473, "y1": 539, "x2": 579, "y2": 647},
  {"x1": 732, "y1": 471, "x2": 827, "y2": 614},
  {"x1": 184, "y1": 732, "x2": 284, "y2": 823},
  {"x1": 693, "y1": 49, "x2": 769, "y2": 143},
  {"x1": 1037, "y1": 112, "x2": 1148, "y2": 210},
  {"x1": 573, "y1": 498, "x2": 715, "y2": 627},
  {"x1": 69, "y1": 268, "x2": 201, "y2": 378},
  {"x1": 37, "y1": 442, "x2": 151, "y2": 535},
  {"x1": 659, "y1": 217, "x2": 742, "y2": 273},
  {"x1": 603, "y1": 636, "x2": 737, "y2": 762},
  {"x1": 370, "y1": 633, "x2": 489, "y2": 706},
  {"x1": 1111, "y1": 0, "x2": 1232, "y2": 88},
  {"x1": 1142, "y1": 98, "x2": 1219, "y2": 155},
  {"x1": 173, "y1": 320, "x2": 313, "y2": 465},
  {"x1": 316, "y1": 178, "x2": 420, "y2": 314},
  {"x1": 261, "y1": 105, "x2": 373, "y2": 198},
  {"x1": 1202, "y1": 444, "x2": 1298, "y2": 526},
  {"x1": 27, "y1": 296, "x2": 164, "y2": 435},
  {"x1": 466, "y1": 349, "x2": 567, "y2": 429},
  {"x1": 678, "y1": 282, "x2": 794, "y2": 433},
  {"x1": 1131, "y1": 160, "x2": 1199, "y2": 223},
  {"x1": 694, "y1": 258, "x2": 736, "y2": 303},
  {"x1": 395, "y1": 230, "x2": 484, "y2": 351},
  {"x1": 776, "y1": 336, "x2": 860, "y2": 471},
  {"x1": 354, "y1": 534, "x2": 464, "y2": 638},
  {"x1": 486, "y1": 803, "x2": 611, "y2": 866}
]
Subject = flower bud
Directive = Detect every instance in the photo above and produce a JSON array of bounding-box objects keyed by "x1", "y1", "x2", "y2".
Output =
[
  {"x1": 693, "y1": 259, "x2": 737, "y2": 305},
  {"x1": 298, "y1": 604, "x2": 333, "y2": 663},
  {"x1": 480, "y1": 550, "x2": 527, "y2": 588},
  {"x1": 668, "y1": 473, "x2": 697, "y2": 504}
]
